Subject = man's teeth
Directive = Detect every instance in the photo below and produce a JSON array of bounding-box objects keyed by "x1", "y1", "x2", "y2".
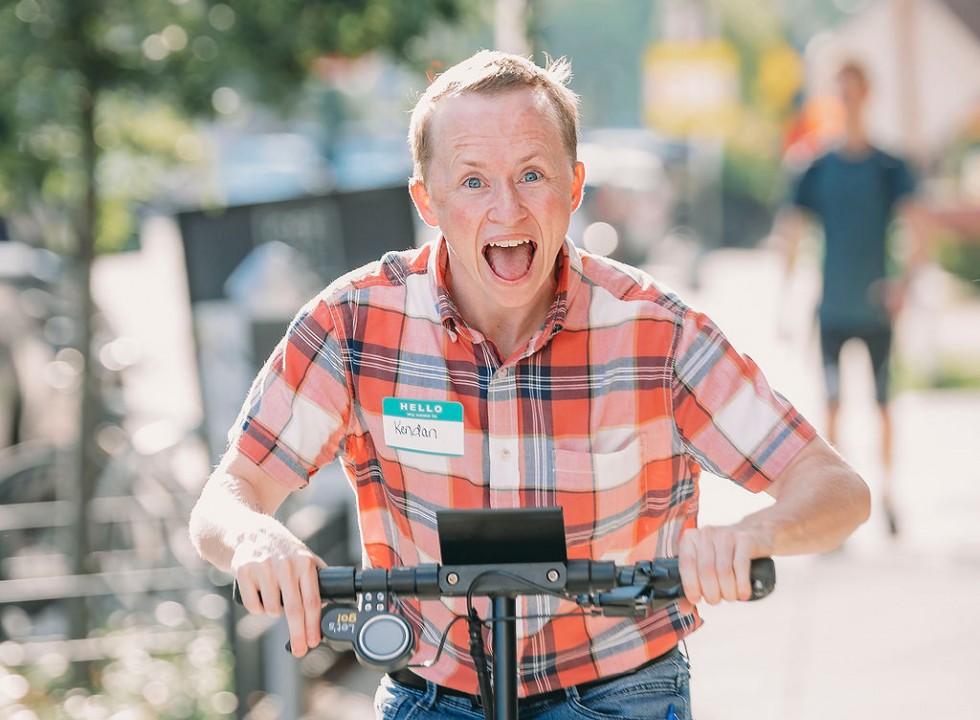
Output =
[{"x1": 488, "y1": 239, "x2": 531, "y2": 248}]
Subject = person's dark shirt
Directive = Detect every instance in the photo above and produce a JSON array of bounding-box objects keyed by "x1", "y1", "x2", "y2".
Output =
[{"x1": 792, "y1": 147, "x2": 916, "y2": 330}]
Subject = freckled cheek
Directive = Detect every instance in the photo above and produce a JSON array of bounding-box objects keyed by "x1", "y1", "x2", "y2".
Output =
[
  {"x1": 443, "y1": 207, "x2": 490, "y2": 267},
  {"x1": 534, "y1": 195, "x2": 571, "y2": 229},
  {"x1": 446, "y1": 206, "x2": 488, "y2": 240}
]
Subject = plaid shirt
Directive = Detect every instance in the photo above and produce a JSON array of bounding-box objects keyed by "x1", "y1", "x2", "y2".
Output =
[{"x1": 233, "y1": 237, "x2": 816, "y2": 696}]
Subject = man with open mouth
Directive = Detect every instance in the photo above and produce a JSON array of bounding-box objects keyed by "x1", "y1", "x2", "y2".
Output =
[
  {"x1": 407, "y1": 71, "x2": 586, "y2": 362},
  {"x1": 191, "y1": 50, "x2": 871, "y2": 719}
]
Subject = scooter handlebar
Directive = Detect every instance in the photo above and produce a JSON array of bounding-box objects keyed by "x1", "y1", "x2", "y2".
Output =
[{"x1": 232, "y1": 556, "x2": 775, "y2": 607}]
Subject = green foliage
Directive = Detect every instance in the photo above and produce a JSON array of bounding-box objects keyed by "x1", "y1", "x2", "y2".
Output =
[
  {"x1": 723, "y1": 125, "x2": 784, "y2": 205},
  {"x1": 0, "y1": 0, "x2": 466, "y2": 252},
  {"x1": 934, "y1": 237, "x2": 980, "y2": 292},
  {"x1": 2, "y1": 601, "x2": 236, "y2": 719},
  {"x1": 893, "y1": 351, "x2": 980, "y2": 392}
]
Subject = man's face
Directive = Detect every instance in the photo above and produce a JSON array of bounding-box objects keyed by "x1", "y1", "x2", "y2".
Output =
[
  {"x1": 837, "y1": 69, "x2": 868, "y2": 117},
  {"x1": 410, "y1": 88, "x2": 585, "y2": 332}
]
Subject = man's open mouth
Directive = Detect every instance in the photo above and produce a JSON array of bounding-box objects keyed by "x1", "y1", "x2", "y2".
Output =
[{"x1": 483, "y1": 238, "x2": 536, "y2": 281}]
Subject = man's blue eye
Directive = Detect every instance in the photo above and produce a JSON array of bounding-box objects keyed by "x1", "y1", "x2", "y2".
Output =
[
  {"x1": 466, "y1": 177, "x2": 482, "y2": 188},
  {"x1": 523, "y1": 170, "x2": 540, "y2": 182}
]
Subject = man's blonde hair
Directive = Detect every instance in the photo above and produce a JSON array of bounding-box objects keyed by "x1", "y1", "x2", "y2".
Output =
[{"x1": 408, "y1": 50, "x2": 580, "y2": 182}]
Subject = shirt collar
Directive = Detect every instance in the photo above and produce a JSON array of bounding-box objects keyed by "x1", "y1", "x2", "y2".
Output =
[
  {"x1": 428, "y1": 237, "x2": 465, "y2": 341},
  {"x1": 428, "y1": 236, "x2": 580, "y2": 349}
]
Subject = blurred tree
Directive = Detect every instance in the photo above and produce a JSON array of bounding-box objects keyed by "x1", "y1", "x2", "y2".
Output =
[
  {"x1": 0, "y1": 0, "x2": 466, "y2": 250},
  {"x1": 0, "y1": 0, "x2": 465, "y2": 646}
]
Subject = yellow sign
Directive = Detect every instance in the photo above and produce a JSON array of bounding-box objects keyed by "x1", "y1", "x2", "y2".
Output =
[
  {"x1": 756, "y1": 43, "x2": 803, "y2": 113},
  {"x1": 643, "y1": 40, "x2": 740, "y2": 138}
]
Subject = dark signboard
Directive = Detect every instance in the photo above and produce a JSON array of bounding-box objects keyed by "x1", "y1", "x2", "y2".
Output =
[
  {"x1": 178, "y1": 185, "x2": 415, "y2": 304},
  {"x1": 176, "y1": 185, "x2": 416, "y2": 460}
]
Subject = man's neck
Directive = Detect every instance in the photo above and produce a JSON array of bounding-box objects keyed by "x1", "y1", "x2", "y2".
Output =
[
  {"x1": 468, "y1": 294, "x2": 554, "y2": 362},
  {"x1": 482, "y1": 317, "x2": 541, "y2": 362},
  {"x1": 445, "y1": 269, "x2": 556, "y2": 363},
  {"x1": 841, "y1": 116, "x2": 871, "y2": 155}
]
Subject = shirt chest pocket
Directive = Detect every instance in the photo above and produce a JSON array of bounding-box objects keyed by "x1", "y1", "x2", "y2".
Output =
[
  {"x1": 553, "y1": 434, "x2": 654, "y2": 557},
  {"x1": 552, "y1": 434, "x2": 646, "y2": 493},
  {"x1": 552, "y1": 431, "x2": 679, "y2": 559}
]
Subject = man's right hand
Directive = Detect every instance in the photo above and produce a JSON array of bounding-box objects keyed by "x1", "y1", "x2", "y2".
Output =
[
  {"x1": 231, "y1": 529, "x2": 326, "y2": 657},
  {"x1": 189, "y1": 453, "x2": 330, "y2": 658}
]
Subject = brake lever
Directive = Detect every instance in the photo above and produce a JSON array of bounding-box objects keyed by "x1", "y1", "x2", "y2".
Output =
[
  {"x1": 578, "y1": 557, "x2": 776, "y2": 616},
  {"x1": 577, "y1": 585, "x2": 650, "y2": 617}
]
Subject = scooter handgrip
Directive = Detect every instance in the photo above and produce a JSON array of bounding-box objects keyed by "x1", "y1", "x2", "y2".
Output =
[{"x1": 748, "y1": 558, "x2": 776, "y2": 601}]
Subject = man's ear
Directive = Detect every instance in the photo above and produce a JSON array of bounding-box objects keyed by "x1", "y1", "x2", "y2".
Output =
[
  {"x1": 570, "y1": 161, "x2": 586, "y2": 212},
  {"x1": 409, "y1": 177, "x2": 439, "y2": 228}
]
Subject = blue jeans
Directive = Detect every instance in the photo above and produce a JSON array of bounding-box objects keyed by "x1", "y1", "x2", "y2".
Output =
[{"x1": 373, "y1": 649, "x2": 691, "y2": 719}]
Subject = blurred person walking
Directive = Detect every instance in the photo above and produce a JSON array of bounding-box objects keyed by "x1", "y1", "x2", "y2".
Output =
[{"x1": 776, "y1": 60, "x2": 929, "y2": 536}]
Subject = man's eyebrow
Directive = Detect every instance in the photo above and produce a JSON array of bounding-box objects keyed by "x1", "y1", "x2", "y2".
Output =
[
  {"x1": 457, "y1": 152, "x2": 548, "y2": 169},
  {"x1": 517, "y1": 152, "x2": 546, "y2": 165}
]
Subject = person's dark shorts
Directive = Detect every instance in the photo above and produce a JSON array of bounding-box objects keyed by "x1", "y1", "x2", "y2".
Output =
[{"x1": 820, "y1": 325, "x2": 893, "y2": 405}]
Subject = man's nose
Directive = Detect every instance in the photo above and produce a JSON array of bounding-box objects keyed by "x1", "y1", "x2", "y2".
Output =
[{"x1": 489, "y1": 182, "x2": 527, "y2": 224}]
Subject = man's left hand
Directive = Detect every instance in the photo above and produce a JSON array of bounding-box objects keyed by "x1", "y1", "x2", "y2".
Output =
[{"x1": 677, "y1": 525, "x2": 772, "y2": 605}]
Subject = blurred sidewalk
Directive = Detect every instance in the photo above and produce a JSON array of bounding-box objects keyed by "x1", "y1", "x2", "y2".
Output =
[
  {"x1": 93, "y1": 232, "x2": 980, "y2": 719},
  {"x1": 675, "y1": 249, "x2": 980, "y2": 720}
]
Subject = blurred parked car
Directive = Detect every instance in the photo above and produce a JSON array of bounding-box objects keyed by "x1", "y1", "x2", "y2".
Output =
[
  {"x1": 210, "y1": 131, "x2": 334, "y2": 206},
  {"x1": 572, "y1": 128, "x2": 688, "y2": 267},
  {"x1": 328, "y1": 125, "x2": 413, "y2": 191}
]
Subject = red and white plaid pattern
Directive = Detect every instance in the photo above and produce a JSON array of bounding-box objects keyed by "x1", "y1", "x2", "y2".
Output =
[{"x1": 232, "y1": 237, "x2": 816, "y2": 696}]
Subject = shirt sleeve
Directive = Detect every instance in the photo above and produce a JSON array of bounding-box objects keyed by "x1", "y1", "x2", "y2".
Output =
[
  {"x1": 886, "y1": 154, "x2": 917, "y2": 206},
  {"x1": 790, "y1": 159, "x2": 821, "y2": 215},
  {"x1": 229, "y1": 297, "x2": 352, "y2": 490},
  {"x1": 671, "y1": 309, "x2": 817, "y2": 492}
]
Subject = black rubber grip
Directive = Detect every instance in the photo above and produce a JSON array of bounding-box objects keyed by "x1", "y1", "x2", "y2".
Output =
[
  {"x1": 646, "y1": 556, "x2": 775, "y2": 600},
  {"x1": 748, "y1": 557, "x2": 776, "y2": 600}
]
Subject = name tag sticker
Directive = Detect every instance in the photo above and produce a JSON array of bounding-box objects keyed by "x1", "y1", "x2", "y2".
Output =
[{"x1": 382, "y1": 397, "x2": 465, "y2": 456}]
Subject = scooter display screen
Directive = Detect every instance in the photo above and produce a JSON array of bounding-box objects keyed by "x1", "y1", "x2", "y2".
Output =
[{"x1": 437, "y1": 507, "x2": 568, "y2": 565}]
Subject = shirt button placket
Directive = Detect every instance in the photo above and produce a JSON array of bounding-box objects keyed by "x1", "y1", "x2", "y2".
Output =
[{"x1": 487, "y1": 365, "x2": 519, "y2": 506}]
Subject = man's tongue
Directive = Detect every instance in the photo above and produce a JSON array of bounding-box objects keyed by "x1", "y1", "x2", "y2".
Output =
[{"x1": 485, "y1": 242, "x2": 533, "y2": 281}]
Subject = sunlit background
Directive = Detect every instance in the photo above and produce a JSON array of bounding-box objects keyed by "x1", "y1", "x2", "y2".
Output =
[{"x1": 1, "y1": 1, "x2": 978, "y2": 719}]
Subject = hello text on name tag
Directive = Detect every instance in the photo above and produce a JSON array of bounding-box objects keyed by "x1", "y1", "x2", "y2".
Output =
[{"x1": 382, "y1": 397, "x2": 465, "y2": 456}]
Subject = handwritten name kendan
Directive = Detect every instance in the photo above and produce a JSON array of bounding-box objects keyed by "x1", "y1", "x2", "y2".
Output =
[{"x1": 393, "y1": 421, "x2": 438, "y2": 439}]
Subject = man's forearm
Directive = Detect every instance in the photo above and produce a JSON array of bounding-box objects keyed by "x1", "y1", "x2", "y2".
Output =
[
  {"x1": 191, "y1": 465, "x2": 325, "y2": 657},
  {"x1": 898, "y1": 200, "x2": 932, "y2": 285},
  {"x1": 740, "y1": 439, "x2": 871, "y2": 556},
  {"x1": 188, "y1": 471, "x2": 296, "y2": 573},
  {"x1": 773, "y1": 207, "x2": 807, "y2": 278}
]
